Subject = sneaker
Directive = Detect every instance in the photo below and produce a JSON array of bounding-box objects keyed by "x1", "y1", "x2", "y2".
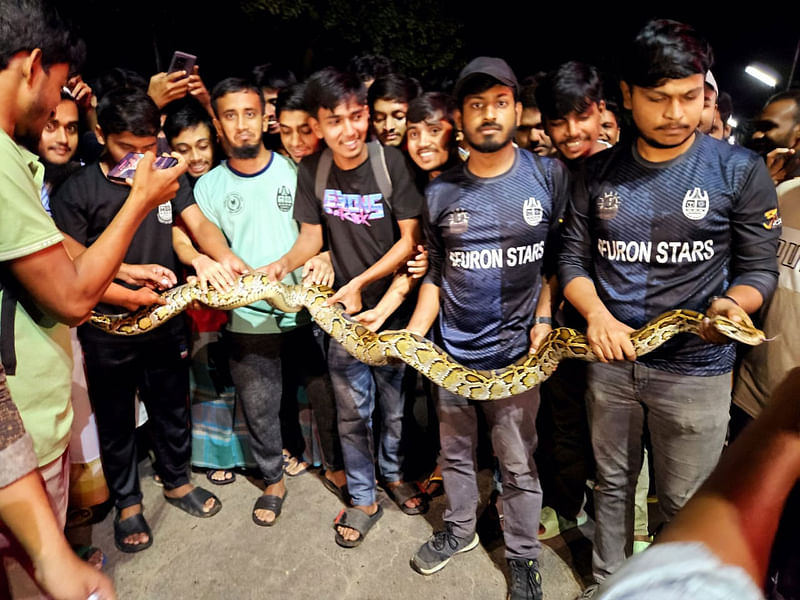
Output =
[
  {"x1": 411, "y1": 522, "x2": 480, "y2": 575},
  {"x1": 507, "y1": 558, "x2": 542, "y2": 600}
]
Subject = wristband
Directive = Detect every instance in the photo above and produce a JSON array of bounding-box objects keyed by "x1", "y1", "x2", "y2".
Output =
[
  {"x1": 534, "y1": 316, "x2": 553, "y2": 325},
  {"x1": 708, "y1": 295, "x2": 739, "y2": 308}
]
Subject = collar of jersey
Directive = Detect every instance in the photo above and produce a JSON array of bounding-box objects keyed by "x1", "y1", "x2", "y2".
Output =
[{"x1": 225, "y1": 152, "x2": 274, "y2": 178}]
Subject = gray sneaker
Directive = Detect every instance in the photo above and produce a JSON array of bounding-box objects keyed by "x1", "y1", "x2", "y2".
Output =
[
  {"x1": 411, "y1": 522, "x2": 480, "y2": 575},
  {"x1": 507, "y1": 558, "x2": 543, "y2": 600}
]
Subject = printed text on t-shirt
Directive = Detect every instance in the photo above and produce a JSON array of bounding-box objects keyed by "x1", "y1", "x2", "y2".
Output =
[{"x1": 323, "y1": 189, "x2": 385, "y2": 225}]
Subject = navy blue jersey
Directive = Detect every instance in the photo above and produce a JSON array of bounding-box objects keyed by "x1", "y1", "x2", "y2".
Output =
[
  {"x1": 560, "y1": 133, "x2": 780, "y2": 376},
  {"x1": 424, "y1": 149, "x2": 569, "y2": 370}
]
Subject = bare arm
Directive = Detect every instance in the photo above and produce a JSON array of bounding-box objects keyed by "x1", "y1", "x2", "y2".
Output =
[
  {"x1": 352, "y1": 272, "x2": 420, "y2": 332},
  {"x1": 658, "y1": 367, "x2": 800, "y2": 586},
  {"x1": 0, "y1": 470, "x2": 116, "y2": 599},
  {"x1": 328, "y1": 217, "x2": 422, "y2": 313},
  {"x1": 406, "y1": 282, "x2": 441, "y2": 337},
  {"x1": 260, "y1": 222, "x2": 324, "y2": 280},
  {"x1": 10, "y1": 154, "x2": 185, "y2": 325},
  {"x1": 529, "y1": 275, "x2": 558, "y2": 353}
]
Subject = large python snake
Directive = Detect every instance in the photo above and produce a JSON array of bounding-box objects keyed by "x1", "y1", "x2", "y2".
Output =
[{"x1": 90, "y1": 273, "x2": 766, "y2": 401}]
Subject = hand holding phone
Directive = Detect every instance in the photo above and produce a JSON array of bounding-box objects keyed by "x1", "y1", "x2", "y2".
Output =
[
  {"x1": 108, "y1": 152, "x2": 179, "y2": 184},
  {"x1": 167, "y1": 51, "x2": 196, "y2": 80}
]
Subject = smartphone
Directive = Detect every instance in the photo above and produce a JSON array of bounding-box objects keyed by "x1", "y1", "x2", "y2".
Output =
[
  {"x1": 167, "y1": 51, "x2": 196, "y2": 78},
  {"x1": 107, "y1": 152, "x2": 178, "y2": 183}
]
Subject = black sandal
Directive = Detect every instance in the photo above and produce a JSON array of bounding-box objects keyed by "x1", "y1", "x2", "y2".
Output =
[
  {"x1": 252, "y1": 490, "x2": 287, "y2": 527},
  {"x1": 114, "y1": 511, "x2": 153, "y2": 553},
  {"x1": 164, "y1": 487, "x2": 222, "y2": 518}
]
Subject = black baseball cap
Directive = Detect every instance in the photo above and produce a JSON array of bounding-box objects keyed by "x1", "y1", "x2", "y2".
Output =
[{"x1": 453, "y1": 57, "x2": 519, "y2": 101}]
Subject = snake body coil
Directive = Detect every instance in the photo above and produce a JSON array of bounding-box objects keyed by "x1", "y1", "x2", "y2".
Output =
[{"x1": 90, "y1": 274, "x2": 766, "y2": 400}]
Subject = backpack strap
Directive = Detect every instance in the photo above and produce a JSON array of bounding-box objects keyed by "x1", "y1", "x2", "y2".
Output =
[
  {"x1": 314, "y1": 148, "x2": 334, "y2": 204},
  {"x1": 368, "y1": 141, "x2": 393, "y2": 213},
  {"x1": 0, "y1": 275, "x2": 17, "y2": 376}
]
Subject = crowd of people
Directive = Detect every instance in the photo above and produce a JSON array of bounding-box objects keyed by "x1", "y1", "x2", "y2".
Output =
[{"x1": 1, "y1": 1, "x2": 799, "y2": 599}]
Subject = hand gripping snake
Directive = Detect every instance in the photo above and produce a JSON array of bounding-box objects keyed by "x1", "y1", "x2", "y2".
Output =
[{"x1": 90, "y1": 274, "x2": 766, "y2": 401}]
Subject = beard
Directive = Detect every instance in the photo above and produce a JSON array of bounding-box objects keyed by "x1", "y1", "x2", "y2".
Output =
[
  {"x1": 464, "y1": 124, "x2": 515, "y2": 154},
  {"x1": 230, "y1": 141, "x2": 261, "y2": 159}
]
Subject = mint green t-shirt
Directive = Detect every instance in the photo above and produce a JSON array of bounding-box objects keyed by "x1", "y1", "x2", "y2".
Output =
[
  {"x1": 194, "y1": 153, "x2": 309, "y2": 334},
  {"x1": 0, "y1": 130, "x2": 72, "y2": 466}
]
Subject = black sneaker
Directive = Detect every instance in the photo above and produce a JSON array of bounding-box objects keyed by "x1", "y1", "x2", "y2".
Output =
[
  {"x1": 507, "y1": 558, "x2": 543, "y2": 600},
  {"x1": 411, "y1": 522, "x2": 480, "y2": 575}
]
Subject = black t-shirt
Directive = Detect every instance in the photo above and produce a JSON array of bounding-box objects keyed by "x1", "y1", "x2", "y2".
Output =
[
  {"x1": 52, "y1": 162, "x2": 195, "y2": 342},
  {"x1": 294, "y1": 144, "x2": 423, "y2": 322}
]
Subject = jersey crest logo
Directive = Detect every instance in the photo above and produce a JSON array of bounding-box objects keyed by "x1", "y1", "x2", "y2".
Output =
[
  {"x1": 447, "y1": 208, "x2": 469, "y2": 234},
  {"x1": 523, "y1": 197, "x2": 543, "y2": 226},
  {"x1": 225, "y1": 192, "x2": 244, "y2": 214},
  {"x1": 763, "y1": 208, "x2": 781, "y2": 230},
  {"x1": 682, "y1": 187, "x2": 709, "y2": 220},
  {"x1": 276, "y1": 186, "x2": 293, "y2": 212},
  {"x1": 597, "y1": 190, "x2": 620, "y2": 220},
  {"x1": 157, "y1": 201, "x2": 172, "y2": 224}
]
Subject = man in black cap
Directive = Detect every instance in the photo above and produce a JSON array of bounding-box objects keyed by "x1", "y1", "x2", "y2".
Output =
[{"x1": 405, "y1": 56, "x2": 570, "y2": 600}]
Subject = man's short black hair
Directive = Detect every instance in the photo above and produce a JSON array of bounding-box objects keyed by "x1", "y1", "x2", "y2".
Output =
[
  {"x1": 347, "y1": 54, "x2": 394, "y2": 84},
  {"x1": 519, "y1": 83, "x2": 540, "y2": 110},
  {"x1": 275, "y1": 83, "x2": 308, "y2": 118},
  {"x1": 407, "y1": 91, "x2": 457, "y2": 127},
  {"x1": 456, "y1": 73, "x2": 517, "y2": 108},
  {"x1": 604, "y1": 99, "x2": 621, "y2": 121},
  {"x1": 367, "y1": 74, "x2": 421, "y2": 109},
  {"x1": 620, "y1": 19, "x2": 713, "y2": 89},
  {"x1": 764, "y1": 89, "x2": 800, "y2": 124},
  {"x1": 97, "y1": 87, "x2": 160, "y2": 138},
  {"x1": 163, "y1": 98, "x2": 214, "y2": 145},
  {"x1": 210, "y1": 77, "x2": 265, "y2": 115},
  {"x1": 535, "y1": 62, "x2": 603, "y2": 121},
  {"x1": 0, "y1": 0, "x2": 84, "y2": 72},
  {"x1": 251, "y1": 63, "x2": 297, "y2": 91},
  {"x1": 303, "y1": 67, "x2": 367, "y2": 118},
  {"x1": 718, "y1": 92, "x2": 733, "y2": 124},
  {"x1": 94, "y1": 67, "x2": 148, "y2": 102}
]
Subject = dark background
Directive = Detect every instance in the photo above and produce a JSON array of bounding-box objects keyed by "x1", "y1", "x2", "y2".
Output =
[{"x1": 56, "y1": 1, "x2": 798, "y2": 126}]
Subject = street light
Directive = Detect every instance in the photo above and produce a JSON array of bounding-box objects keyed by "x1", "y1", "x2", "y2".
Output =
[{"x1": 745, "y1": 65, "x2": 778, "y2": 88}]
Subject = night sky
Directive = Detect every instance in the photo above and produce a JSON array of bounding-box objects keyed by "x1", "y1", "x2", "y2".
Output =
[{"x1": 57, "y1": 2, "x2": 798, "y2": 129}]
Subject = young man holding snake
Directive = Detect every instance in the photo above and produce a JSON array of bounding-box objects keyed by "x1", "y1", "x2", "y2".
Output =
[
  {"x1": 264, "y1": 67, "x2": 426, "y2": 547},
  {"x1": 404, "y1": 57, "x2": 570, "y2": 600},
  {"x1": 558, "y1": 20, "x2": 780, "y2": 596}
]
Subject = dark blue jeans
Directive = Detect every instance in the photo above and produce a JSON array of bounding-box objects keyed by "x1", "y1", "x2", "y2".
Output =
[{"x1": 326, "y1": 338, "x2": 406, "y2": 506}]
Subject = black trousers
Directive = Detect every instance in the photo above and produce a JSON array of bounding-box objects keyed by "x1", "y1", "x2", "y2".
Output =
[{"x1": 80, "y1": 329, "x2": 191, "y2": 510}]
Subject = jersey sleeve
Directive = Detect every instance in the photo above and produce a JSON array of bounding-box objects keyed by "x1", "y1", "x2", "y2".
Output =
[
  {"x1": 543, "y1": 158, "x2": 569, "y2": 278},
  {"x1": 293, "y1": 156, "x2": 323, "y2": 225},
  {"x1": 386, "y1": 148, "x2": 423, "y2": 221},
  {"x1": 558, "y1": 166, "x2": 594, "y2": 288},
  {"x1": 170, "y1": 175, "x2": 196, "y2": 214},
  {"x1": 51, "y1": 172, "x2": 89, "y2": 246},
  {"x1": 422, "y1": 184, "x2": 444, "y2": 288},
  {"x1": 728, "y1": 156, "x2": 780, "y2": 300}
]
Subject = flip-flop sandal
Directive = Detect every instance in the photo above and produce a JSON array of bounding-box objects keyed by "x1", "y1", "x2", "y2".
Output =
[
  {"x1": 206, "y1": 469, "x2": 236, "y2": 486},
  {"x1": 422, "y1": 473, "x2": 444, "y2": 498},
  {"x1": 321, "y1": 471, "x2": 350, "y2": 505},
  {"x1": 385, "y1": 481, "x2": 429, "y2": 515},
  {"x1": 164, "y1": 487, "x2": 222, "y2": 518},
  {"x1": 284, "y1": 455, "x2": 309, "y2": 477},
  {"x1": 252, "y1": 490, "x2": 288, "y2": 527},
  {"x1": 333, "y1": 505, "x2": 383, "y2": 548},
  {"x1": 113, "y1": 512, "x2": 153, "y2": 553}
]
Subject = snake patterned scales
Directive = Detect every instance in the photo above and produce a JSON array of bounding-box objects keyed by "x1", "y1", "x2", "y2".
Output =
[{"x1": 90, "y1": 273, "x2": 766, "y2": 401}]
